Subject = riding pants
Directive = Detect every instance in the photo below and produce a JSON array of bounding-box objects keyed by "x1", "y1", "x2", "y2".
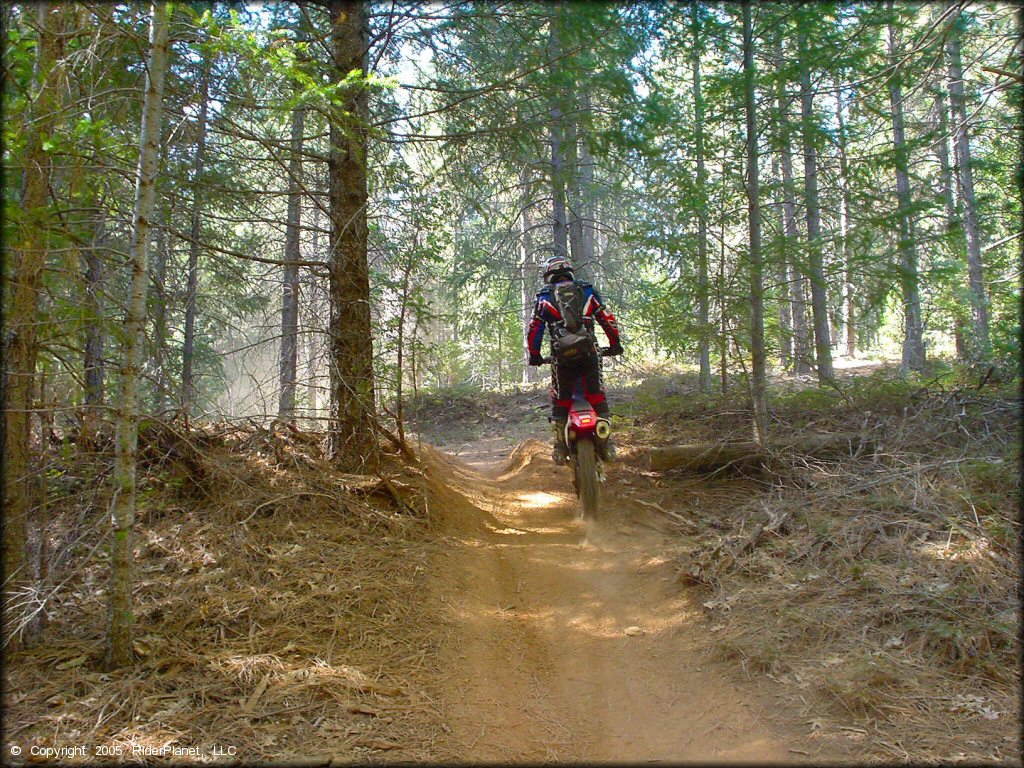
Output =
[{"x1": 550, "y1": 355, "x2": 609, "y2": 420}]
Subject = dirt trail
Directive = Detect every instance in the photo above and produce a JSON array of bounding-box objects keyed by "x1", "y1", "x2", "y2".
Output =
[{"x1": 424, "y1": 439, "x2": 814, "y2": 763}]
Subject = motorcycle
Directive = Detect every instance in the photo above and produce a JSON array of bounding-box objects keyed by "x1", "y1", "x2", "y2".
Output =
[{"x1": 542, "y1": 349, "x2": 614, "y2": 522}]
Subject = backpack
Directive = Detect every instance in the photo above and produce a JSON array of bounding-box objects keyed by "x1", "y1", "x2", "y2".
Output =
[{"x1": 549, "y1": 281, "x2": 596, "y2": 361}]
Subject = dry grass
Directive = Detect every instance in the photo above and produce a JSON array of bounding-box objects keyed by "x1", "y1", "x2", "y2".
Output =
[
  {"x1": 4, "y1": 422, "x2": 454, "y2": 764},
  {"x1": 619, "y1": 364, "x2": 1021, "y2": 764}
]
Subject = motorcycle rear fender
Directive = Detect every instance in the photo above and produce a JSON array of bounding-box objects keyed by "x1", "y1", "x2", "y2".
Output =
[{"x1": 568, "y1": 410, "x2": 598, "y2": 433}]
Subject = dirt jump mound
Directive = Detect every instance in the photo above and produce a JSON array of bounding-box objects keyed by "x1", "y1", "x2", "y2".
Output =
[{"x1": 496, "y1": 438, "x2": 550, "y2": 479}]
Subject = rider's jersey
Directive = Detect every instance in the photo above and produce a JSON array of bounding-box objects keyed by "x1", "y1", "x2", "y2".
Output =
[{"x1": 527, "y1": 278, "x2": 621, "y2": 359}]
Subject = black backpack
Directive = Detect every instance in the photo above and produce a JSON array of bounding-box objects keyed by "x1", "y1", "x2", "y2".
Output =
[{"x1": 549, "y1": 281, "x2": 596, "y2": 361}]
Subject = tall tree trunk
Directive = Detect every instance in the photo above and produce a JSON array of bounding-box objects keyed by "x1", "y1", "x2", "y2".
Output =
[
  {"x1": 691, "y1": 5, "x2": 711, "y2": 393},
  {"x1": 106, "y1": 0, "x2": 169, "y2": 669},
  {"x1": 797, "y1": 21, "x2": 834, "y2": 383},
  {"x1": 180, "y1": 51, "x2": 212, "y2": 420},
  {"x1": 718, "y1": 143, "x2": 729, "y2": 394},
  {"x1": 278, "y1": 104, "x2": 305, "y2": 421},
  {"x1": 81, "y1": 207, "x2": 107, "y2": 446},
  {"x1": 548, "y1": 5, "x2": 569, "y2": 261},
  {"x1": 835, "y1": 78, "x2": 856, "y2": 359},
  {"x1": 776, "y1": 40, "x2": 811, "y2": 374},
  {"x1": 934, "y1": 86, "x2": 969, "y2": 359},
  {"x1": 888, "y1": 11, "x2": 925, "y2": 374},
  {"x1": 305, "y1": 203, "x2": 322, "y2": 421},
  {"x1": 935, "y1": 90, "x2": 958, "y2": 224},
  {"x1": 519, "y1": 170, "x2": 539, "y2": 384},
  {"x1": 327, "y1": 0, "x2": 377, "y2": 468},
  {"x1": 395, "y1": 241, "x2": 415, "y2": 446},
  {"x1": 566, "y1": 102, "x2": 584, "y2": 265},
  {"x1": 946, "y1": 17, "x2": 990, "y2": 359},
  {"x1": 772, "y1": 153, "x2": 793, "y2": 370},
  {"x1": 742, "y1": 1, "x2": 768, "y2": 446},
  {"x1": 3, "y1": 3, "x2": 68, "y2": 649},
  {"x1": 151, "y1": 206, "x2": 169, "y2": 413},
  {"x1": 578, "y1": 91, "x2": 596, "y2": 265}
]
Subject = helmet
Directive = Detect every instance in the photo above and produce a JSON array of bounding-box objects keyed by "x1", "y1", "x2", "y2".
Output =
[{"x1": 542, "y1": 254, "x2": 573, "y2": 283}]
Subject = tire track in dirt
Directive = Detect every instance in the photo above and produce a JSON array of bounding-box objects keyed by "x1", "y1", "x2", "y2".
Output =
[{"x1": 423, "y1": 439, "x2": 813, "y2": 762}]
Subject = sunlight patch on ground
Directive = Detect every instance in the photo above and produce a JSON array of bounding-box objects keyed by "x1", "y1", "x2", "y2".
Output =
[
  {"x1": 487, "y1": 525, "x2": 568, "y2": 536},
  {"x1": 218, "y1": 654, "x2": 285, "y2": 683},
  {"x1": 831, "y1": 355, "x2": 894, "y2": 370},
  {"x1": 918, "y1": 538, "x2": 990, "y2": 562},
  {"x1": 516, "y1": 491, "x2": 568, "y2": 508}
]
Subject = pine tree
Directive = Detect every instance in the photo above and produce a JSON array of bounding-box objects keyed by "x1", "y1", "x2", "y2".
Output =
[
  {"x1": 327, "y1": 0, "x2": 378, "y2": 467},
  {"x1": 107, "y1": 0, "x2": 169, "y2": 669}
]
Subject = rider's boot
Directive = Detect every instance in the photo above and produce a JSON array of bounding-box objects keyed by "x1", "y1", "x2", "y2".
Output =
[
  {"x1": 599, "y1": 438, "x2": 617, "y2": 462},
  {"x1": 550, "y1": 418, "x2": 569, "y2": 465}
]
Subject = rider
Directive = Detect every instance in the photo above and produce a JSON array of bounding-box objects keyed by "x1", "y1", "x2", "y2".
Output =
[{"x1": 527, "y1": 254, "x2": 623, "y2": 464}]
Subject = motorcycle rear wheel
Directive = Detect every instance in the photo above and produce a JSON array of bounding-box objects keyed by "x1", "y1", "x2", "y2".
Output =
[{"x1": 574, "y1": 439, "x2": 600, "y2": 521}]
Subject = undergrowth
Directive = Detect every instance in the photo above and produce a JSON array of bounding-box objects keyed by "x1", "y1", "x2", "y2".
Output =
[
  {"x1": 620, "y1": 361, "x2": 1021, "y2": 764},
  {"x1": 4, "y1": 422, "x2": 449, "y2": 763}
]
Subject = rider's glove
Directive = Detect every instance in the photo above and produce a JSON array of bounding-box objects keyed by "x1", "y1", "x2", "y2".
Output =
[
  {"x1": 528, "y1": 354, "x2": 544, "y2": 366},
  {"x1": 607, "y1": 343, "x2": 624, "y2": 357}
]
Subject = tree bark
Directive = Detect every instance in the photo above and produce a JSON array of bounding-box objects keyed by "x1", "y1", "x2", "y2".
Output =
[
  {"x1": 327, "y1": 0, "x2": 378, "y2": 468},
  {"x1": 278, "y1": 104, "x2": 305, "y2": 421},
  {"x1": 742, "y1": 1, "x2": 768, "y2": 446},
  {"x1": 797, "y1": 20, "x2": 834, "y2": 383},
  {"x1": 692, "y1": 5, "x2": 711, "y2": 393},
  {"x1": 180, "y1": 50, "x2": 212, "y2": 420},
  {"x1": 106, "y1": 0, "x2": 169, "y2": 669},
  {"x1": 888, "y1": 10, "x2": 925, "y2": 374},
  {"x1": 946, "y1": 16, "x2": 990, "y2": 359},
  {"x1": 3, "y1": 3, "x2": 68, "y2": 649}
]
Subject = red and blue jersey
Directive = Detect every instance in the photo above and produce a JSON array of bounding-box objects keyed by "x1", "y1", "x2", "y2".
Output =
[{"x1": 527, "y1": 279, "x2": 621, "y2": 358}]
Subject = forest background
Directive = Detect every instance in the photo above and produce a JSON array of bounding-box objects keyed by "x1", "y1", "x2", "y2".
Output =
[{"x1": 2, "y1": 0, "x2": 1021, "y2": 668}]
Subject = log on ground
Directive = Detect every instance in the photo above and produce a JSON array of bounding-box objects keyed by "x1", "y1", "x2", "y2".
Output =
[{"x1": 649, "y1": 432, "x2": 867, "y2": 471}]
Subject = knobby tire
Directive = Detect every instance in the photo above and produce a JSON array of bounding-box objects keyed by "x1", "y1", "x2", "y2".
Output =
[{"x1": 575, "y1": 439, "x2": 599, "y2": 522}]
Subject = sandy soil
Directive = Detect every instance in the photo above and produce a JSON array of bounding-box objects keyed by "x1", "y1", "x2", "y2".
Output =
[{"x1": 423, "y1": 438, "x2": 825, "y2": 763}]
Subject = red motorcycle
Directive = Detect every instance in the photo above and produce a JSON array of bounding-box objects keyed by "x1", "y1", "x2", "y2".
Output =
[{"x1": 542, "y1": 350, "x2": 613, "y2": 522}]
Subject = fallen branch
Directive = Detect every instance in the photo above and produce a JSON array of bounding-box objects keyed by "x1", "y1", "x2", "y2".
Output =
[
  {"x1": 649, "y1": 432, "x2": 869, "y2": 472},
  {"x1": 714, "y1": 508, "x2": 793, "y2": 573},
  {"x1": 631, "y1": 497, "x2": 699, "y2": 532},
  {"x1": 371, "y1": 413, "x2": 417, "y2": 462},
  {"x1": 375, "y1": 475, "x2": 421, "y2": 516}
]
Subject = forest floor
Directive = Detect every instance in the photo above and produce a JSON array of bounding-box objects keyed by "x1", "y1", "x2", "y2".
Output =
[{"x1": 4, "y1": 362, "x2": 1020, "y2": 764}]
